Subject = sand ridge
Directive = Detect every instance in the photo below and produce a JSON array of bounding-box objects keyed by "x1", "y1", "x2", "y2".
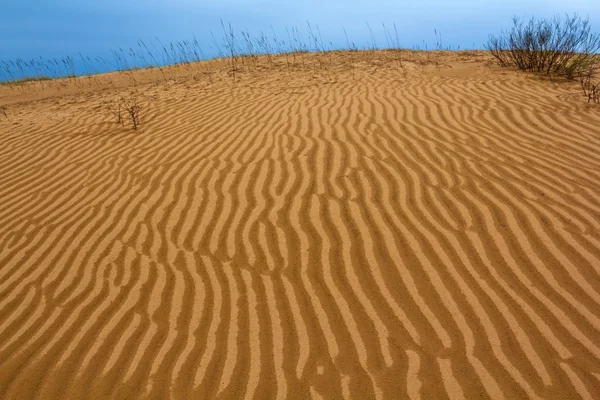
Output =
[{"x1": 0, "y1": 51, "x2": 600, "y2": 399}]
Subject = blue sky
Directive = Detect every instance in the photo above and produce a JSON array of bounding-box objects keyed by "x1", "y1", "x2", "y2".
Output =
[{"x1": 1, "y1": 1, "x2": 599, "y2": 75}]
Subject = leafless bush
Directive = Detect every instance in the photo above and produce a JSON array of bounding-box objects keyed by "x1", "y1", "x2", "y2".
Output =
[
  {"x1": 108, "y1": 93, "x2": 148, "y2": 130},
  {"x1": 123, "y1": 95, "x2": 145, "y2": 130},
  {"x1": 486, "y1": 14, "x2": 600, "y2": 79}
]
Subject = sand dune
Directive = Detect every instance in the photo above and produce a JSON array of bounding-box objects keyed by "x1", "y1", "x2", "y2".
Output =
[{"x1": 1, "y1": 51, "x2": 599, "y2": 399}]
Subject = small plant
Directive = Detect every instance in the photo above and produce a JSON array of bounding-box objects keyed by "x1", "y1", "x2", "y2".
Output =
[
  {"x1": 123, "y1": 95, "x2": 144, "y2": 130},
  {"x1": 580, "y1": 66, "x2": 600, "y2": 103},
  {"x1": 109, "y1": 93, "x2": 147, "y2": 130},
  {"x1": 0, "y1": 105, "x2": 8, "y2": 121}
]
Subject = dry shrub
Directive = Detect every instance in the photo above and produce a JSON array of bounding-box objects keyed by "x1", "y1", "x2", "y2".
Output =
[
  {"x1": 108, "y1": 92, "x2": 148, "y2": 130},
  {"x1": 486, "y1": 14, "x2": 600, "y2": 79}
]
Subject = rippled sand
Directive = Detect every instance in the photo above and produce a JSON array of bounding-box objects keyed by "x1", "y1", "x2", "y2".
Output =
[{"x1": 1, "y1": 51, "x2": 599, "y2": 399}]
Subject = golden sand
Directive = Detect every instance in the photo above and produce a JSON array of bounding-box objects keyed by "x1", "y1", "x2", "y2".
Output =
[{"x1": 0, "y1": 51, "x2": 599, "y2": 399}]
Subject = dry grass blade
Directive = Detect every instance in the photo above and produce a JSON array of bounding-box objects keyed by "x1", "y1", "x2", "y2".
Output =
[{"x1": 107, "y1": 100, "x2": 124, "y2": 126}]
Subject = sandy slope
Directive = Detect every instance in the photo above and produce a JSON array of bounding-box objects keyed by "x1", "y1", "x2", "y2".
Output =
[{"x1": 0, "y1": 51, "x2": 599, "y2": 399}]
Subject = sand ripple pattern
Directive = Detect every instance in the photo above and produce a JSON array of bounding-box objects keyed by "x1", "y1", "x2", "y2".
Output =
[{"x1": 1, "y1": 59, "x2": 600, "y2": 399}]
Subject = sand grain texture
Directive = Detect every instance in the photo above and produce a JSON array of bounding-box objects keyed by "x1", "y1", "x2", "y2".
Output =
[{"x1": 0, "y1": 51, "x2": 599, "y2": 399}]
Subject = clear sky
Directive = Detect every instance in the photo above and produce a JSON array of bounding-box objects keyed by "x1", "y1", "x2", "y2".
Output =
[{"x1": 1, "y1": 1, "x2": 599, "y2": 73}]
